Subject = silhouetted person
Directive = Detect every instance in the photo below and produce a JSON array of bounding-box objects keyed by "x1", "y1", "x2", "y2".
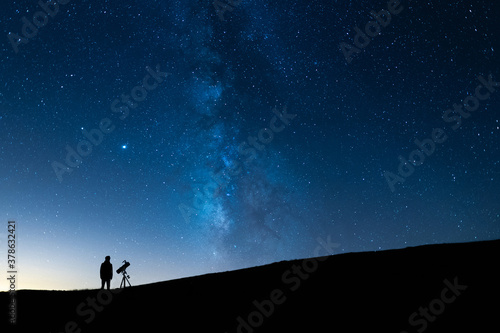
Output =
[{"x1": 100, "y1": 256, "x2": 113, "y2": 290}]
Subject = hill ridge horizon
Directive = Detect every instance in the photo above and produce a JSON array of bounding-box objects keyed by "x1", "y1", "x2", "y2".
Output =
[
  {"x1": 2, "y1": 238, "x2": 499, "y2": 332},
  {"x1": 5, "y1": 238, "x2": 496, "y2": 293}
]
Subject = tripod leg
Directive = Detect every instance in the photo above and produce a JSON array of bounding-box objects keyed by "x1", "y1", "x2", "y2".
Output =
[{"x1": 119, "y1": 272, "x2": 131, "y2": 288}]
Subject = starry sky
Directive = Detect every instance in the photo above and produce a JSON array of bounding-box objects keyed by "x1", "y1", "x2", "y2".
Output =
[{"x1": 0, "y1": 0, "x2": 499, "y2": 290}]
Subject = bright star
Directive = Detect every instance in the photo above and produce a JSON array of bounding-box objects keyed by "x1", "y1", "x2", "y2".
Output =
[{"x1": 122, "y1": 145, "x2": 127, "y2": 149}]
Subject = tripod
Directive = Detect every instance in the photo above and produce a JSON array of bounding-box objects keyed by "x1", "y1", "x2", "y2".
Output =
[{"x1": 120, "y1": 270, "x2": 132, "y2": 288}]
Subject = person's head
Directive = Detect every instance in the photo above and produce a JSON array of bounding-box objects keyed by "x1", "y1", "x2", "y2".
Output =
[{"x1": 105, "y1": 256, "x2": 111, "y2": 262}]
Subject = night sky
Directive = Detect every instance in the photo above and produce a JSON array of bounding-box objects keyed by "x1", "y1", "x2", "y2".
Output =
[{"x1": 0, "y1": 0, "x2": 499, "y2": 290}]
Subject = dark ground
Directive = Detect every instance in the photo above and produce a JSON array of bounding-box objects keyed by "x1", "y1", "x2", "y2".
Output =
[{"x1": 2, "y1": 239, "x2": 499, "y2": 332}]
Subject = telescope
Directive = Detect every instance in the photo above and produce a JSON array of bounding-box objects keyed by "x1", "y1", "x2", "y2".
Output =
[
  {"x1": 116, "y1": 260, "x2": 130, "y2": 274},
  {"x1": 116, "y1": 260, "x2": 131, "y2": 288}
]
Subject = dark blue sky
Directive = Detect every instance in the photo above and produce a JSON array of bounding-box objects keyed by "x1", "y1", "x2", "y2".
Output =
[{"x1": 0, "y1": 0, "x2": 499, "y2": 290}]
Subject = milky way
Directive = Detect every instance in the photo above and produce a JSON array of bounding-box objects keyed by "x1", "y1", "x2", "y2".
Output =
[{"x1": 0, "y1": 0, "x2": 499, "y2": 289}]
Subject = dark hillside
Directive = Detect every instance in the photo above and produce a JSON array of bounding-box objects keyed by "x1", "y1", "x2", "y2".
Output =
[{"x1": 2, "y1": 239, "x2": 499, "y2": 332}]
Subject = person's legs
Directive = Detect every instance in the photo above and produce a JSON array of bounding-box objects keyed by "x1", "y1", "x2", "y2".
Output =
[
  {"x1": 106, "y1": 280, "x2": 110, "y2": 290},
  {"x1": 101, "y1": 279, "x2": 105, "y2": 290}
]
